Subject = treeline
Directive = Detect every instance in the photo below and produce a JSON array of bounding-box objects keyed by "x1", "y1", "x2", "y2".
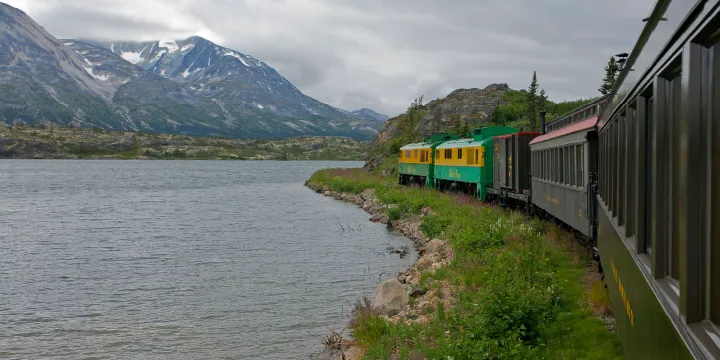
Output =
[{"x1": 490, "y1": 71, "x2": 597, "y2": 132}]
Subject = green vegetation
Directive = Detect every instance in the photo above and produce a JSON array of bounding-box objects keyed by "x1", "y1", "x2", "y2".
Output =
[
  {"x1": 599, "y1": 57, "x2": 621, "y2": 95},
  {"x1": 0, "y1": 124, "x2": 369, "y2": 160},
  {"x1": 491, "y1": 73, "x2": 598, "y2": 131},
  {"x1": 307, "y1": 169, "x2": 622, "y2": 359},
  {"x1": 385, "y1": 97, "x2": 428, "y2": 156}
]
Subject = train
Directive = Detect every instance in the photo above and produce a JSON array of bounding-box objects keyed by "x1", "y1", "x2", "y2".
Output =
[{"x1": 397, "y1": 0, "x2": 720, "y2": 358}]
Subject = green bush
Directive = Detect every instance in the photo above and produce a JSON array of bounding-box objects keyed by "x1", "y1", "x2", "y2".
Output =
[{"x1": 306, "y1": 168, "x2": 624, "y2": 360}]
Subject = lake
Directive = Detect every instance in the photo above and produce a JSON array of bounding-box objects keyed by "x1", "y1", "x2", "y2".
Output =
[{"x1": 0, "y1": 160, "x2": 416, "y2": 359}]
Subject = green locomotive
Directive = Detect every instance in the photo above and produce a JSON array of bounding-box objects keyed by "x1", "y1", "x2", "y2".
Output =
[{"x1": 433, "y1": 126, "x2": 517, "y2": 200}]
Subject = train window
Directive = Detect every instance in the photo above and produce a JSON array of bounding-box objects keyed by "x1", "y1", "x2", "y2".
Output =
[
  {"x1": 420, "y1": 150, "x2": 425, "y2": 163},
  {"x1": 413, "y1": 149, "x2": 418, "y2": 159},
  {"x1": 475, "y1": 149, "x2": 479, "y2": 164},
  {"x1": 552, "y1": 149, "x2": 554, "y2": 181},
  {"x1": 669, "y1": 75, "x2": 682, "y2": 283},
  {"x1": 567, "y1": 146, "x2": 572, "y2": 185},
  {"x1": 559, "y1": 148, "x2": 565, "y2": 184},
  {"x1": 556, "y1": 148, "x2": 560, "y2": 183},
  {"x1": 457, "y1": 148, "x2": 463, "y2": 159},
  {"x1": 581, "y1": 145, "x2": 585, "y2": 187},
  {"x1": 619, "y1": 116, "x2": 626, "y2": 228},
  {"x1": 445, "y1": 149, "x2": 452, "y2": 159},
  {"x1": 548, "y1": 149, "x2": 551, "y2": 181},
  {"x1": 571, "y1": 146, "x2": 577, "y2": 187},
  {"x1": 711, "y1": 43, "x2": 720, "y2": 327},
  {"x1": 627, "y1": 108, "x2": 636, "y2": 238}
]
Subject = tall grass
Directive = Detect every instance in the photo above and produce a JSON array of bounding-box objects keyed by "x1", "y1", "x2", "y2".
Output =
[{"x1": 306, "y1": 168, "x2": 623, "y2": 359}]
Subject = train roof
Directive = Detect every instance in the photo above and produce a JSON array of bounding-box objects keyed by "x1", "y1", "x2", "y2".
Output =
[
  {"x1": 399, "y1": 142, "x2": 432, "y2": 150},
  {"x1": 495, "y1": 131, "x2": 541, "y2": 140},
  {"x1": 529, "y1": 116, "x2": 597, "y2": 145},
  {"x1": 434, "y1": 138, "x2": 485, "y2": 149}
]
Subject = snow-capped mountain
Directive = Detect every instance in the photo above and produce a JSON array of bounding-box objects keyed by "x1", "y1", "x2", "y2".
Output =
[
  {"x1": 0, "y1": 2, "x2": 386, "y2": 139},
  {"x1": 89, "y1": 37, "x2": 389, "y2": 137},
  {"x1": 93, "y1": 37, "x2": 383, "y2": 130}
]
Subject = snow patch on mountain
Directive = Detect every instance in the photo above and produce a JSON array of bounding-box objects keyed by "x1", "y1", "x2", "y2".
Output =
[
  {"x1": 257, "y1": 104, "x2": 264, "y2": 109},
  {"x1": 121, "y1": 51, "x2": 143, "y2": 64},
  {"x1": 223, "y1": 51, "x2": 250, "y2": 67},
  {"x1": 284, "y1": 121, "x2": 304, "y2": 132},
  {"x1": 182, "y1": 63, "x2": 195, "y2": 79},
  {"x1": 83, "y1": 66, "x2": 110, "y2": 81},
  {"x1": 150, "y1": 49, "x2": 166, "y2": 64},
  {"x1": 159, "y1": 39, "x2": 179, "y2": 53}
]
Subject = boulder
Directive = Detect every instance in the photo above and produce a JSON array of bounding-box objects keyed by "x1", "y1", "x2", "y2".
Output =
[
  {"x1": 426, "y1": 239, "x2": 446, "y2": 255},
  {"x1": 404, "y1": 284, "x2": 427, "y2": 298},
  {"x1": 373, "y1": 279, "x2": 408, "y2": 316}
]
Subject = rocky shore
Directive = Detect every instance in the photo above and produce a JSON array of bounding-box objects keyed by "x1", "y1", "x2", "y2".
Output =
[{"x1": 306, "y1": 183, "x2": 455, "y2": 360}]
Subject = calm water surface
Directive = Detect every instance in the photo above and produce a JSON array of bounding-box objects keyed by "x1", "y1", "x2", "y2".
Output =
[{"x1": 0, "y1": 160, "x2": 416, "y2": 359}]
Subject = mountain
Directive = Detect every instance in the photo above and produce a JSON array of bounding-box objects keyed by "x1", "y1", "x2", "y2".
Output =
[
  {"x1": 351, "y1": 108, "x2": 390, "y2": 123},
  {"x1": 0, "y1": 2, "x2": 118, "y2": 128},
  {"x1": 0, "y1": 2, "x2": 385, "y2": 140},
  {"x1": 86, "y1": 37, "x2": 384, "y2": 139}
]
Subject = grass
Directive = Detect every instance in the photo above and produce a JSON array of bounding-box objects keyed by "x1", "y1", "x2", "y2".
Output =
[{"x1": 307, "y1": 168, "x2": 623, "y2": 359}]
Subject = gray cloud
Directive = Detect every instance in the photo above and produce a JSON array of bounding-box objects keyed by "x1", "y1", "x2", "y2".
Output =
[{"x1": 5, "y1": 0, "x2": 652, "y2": 117}]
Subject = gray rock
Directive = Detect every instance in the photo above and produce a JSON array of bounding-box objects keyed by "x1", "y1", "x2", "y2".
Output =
[
  {"x1": 426, "y1": 239, "x2": 446, "y2": 255},
  {"x1": 373, "y1": 279, "x2": 408, "y2": 316}
]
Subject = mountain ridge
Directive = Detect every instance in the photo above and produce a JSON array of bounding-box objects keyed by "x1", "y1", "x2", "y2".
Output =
[{"x1": 0, "y1": 2, "x2": 388, "y2": 139}]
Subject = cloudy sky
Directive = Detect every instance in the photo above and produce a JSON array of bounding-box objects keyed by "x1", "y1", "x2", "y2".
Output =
[{"x1": 6, "y1": 0, "x2": 652, "y2": 116}]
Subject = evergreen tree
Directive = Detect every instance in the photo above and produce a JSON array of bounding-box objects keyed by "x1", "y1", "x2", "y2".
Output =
[
  {"x1": 539, "y1": 88, "x2": 547, "y2": 112},
  {"x1": 599, "y1": 57, "x2": 620, "y2": 95},
  {"x1": 525, "y1": 71, "x2": 539, "y2": 130}
]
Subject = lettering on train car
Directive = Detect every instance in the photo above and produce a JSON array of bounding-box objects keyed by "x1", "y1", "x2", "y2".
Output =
[
  {"x1": 545, "y1": 195, "x2": 559, "y2": 205},
  {"x1": 611, "y1": 260, "x2": 635, "y2": 326},
  {"x1": 448, "y1": 168, "x2": 461, "y2": 179},
  {"x1": 407, "y1": 167, "x2": 416, "y2": 174},
  {"x1": 578, "y1": 208, "x2": 583, "y2": 218},
  {"x1": 508, "y1": 156, "x2": 512, "y2": 180}
]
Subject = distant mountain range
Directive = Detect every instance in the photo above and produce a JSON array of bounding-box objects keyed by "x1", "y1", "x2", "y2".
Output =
[{"x1": 0, "y1": 2, "x2": 387, "y2": 139}]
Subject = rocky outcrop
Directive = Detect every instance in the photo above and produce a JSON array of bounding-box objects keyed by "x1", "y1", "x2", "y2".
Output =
[
  {"x1": 363, "y1": 115, "x2": 402, "y2": 172},
  {"x1": 373, "y1": 279, "x2": 408, "y2": 316},
  {"x1": 415, "y1": 84, "x2": 510, "y2": 137},
  {"x1": 364, "y1": 83, "x2": 513, "y2": 172}
]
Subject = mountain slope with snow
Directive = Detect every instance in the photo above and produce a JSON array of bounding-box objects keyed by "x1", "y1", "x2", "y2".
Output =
[
  {"x1": 0, "y1": 2, "x2": 385, "y2": 139},
  {"x1": 93, "y1": 36, "x2": 382, "y2": 136}
]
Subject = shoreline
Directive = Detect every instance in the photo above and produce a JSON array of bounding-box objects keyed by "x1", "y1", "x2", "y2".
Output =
[
  {"x1": 305, "y1": 182, "x2": 454, "y2": 360},
  {"x1": 305, "y1": 168, "x2": 621, "y2": 360}
]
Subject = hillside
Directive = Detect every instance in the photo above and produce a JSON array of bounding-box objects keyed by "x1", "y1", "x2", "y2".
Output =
[
  {"x1": 364, "y1": 82, "x2": 596, "y2": 173},
  {"x1": 0, "y1": 123, "x2": 369, "y2": 160},
  {"x1": 0, "y1": 3, "x2": 386, "y2": 140}
]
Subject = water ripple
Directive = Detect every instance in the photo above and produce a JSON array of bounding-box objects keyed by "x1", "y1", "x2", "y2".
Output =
[{"x1": 0, "y1": 160, "x2": 416, "y2": 360}]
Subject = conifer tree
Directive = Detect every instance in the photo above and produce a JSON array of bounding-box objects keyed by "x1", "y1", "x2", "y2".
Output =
[
  {"x1": 526, "y1": 71, "x2": 539, "y2": 129},
  {"x1": 599, "y1": 57, "x2": 620, "y2": 95}
]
